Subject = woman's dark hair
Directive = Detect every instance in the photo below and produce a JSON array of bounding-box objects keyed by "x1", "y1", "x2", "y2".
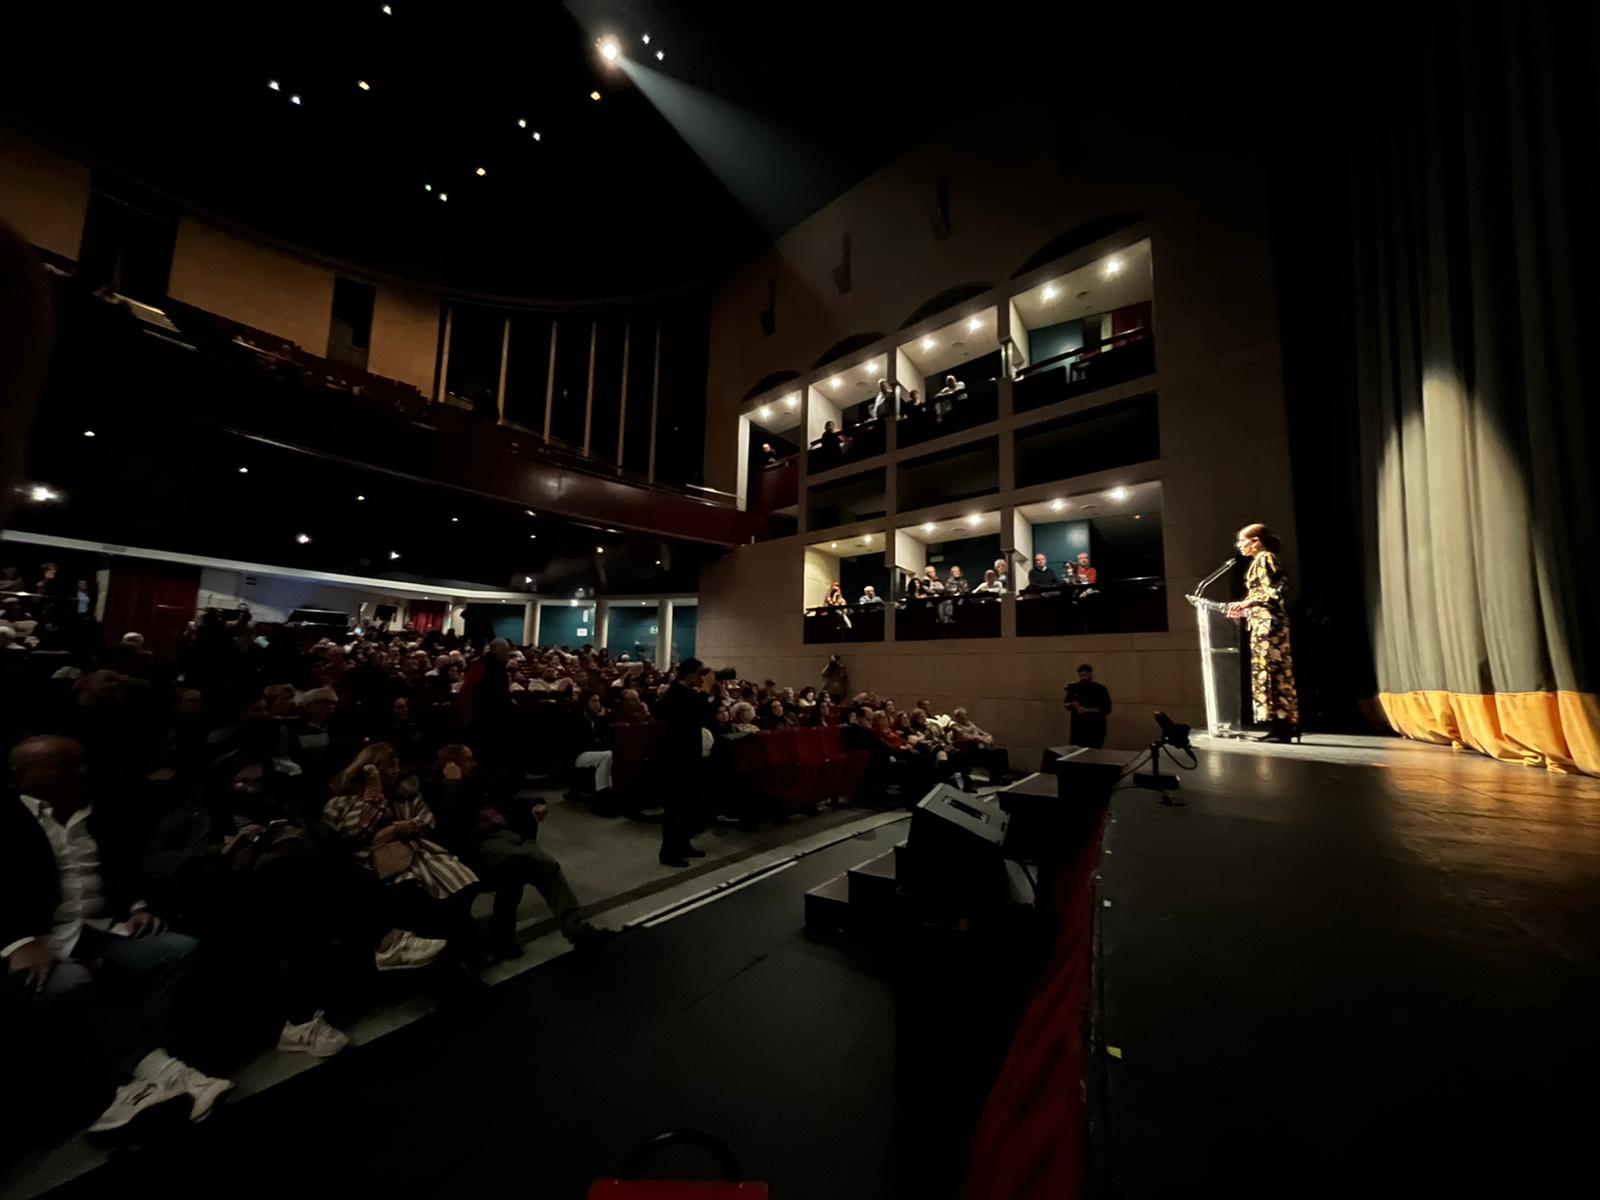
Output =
[
  {"x1": 675, "y1": 657, "x2": 705, "y2": 681},
  {"x1": 1242, "y1": 523, "x2": 1283, "y2": 554}
]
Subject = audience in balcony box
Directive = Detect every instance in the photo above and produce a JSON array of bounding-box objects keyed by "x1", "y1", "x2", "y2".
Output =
[
  {"x1": 823, "y1": 582, "x2": 847, "y2": 609},
  {"x1": 945, "y1": 566, "x2": 970, "y2": 595},
  {"x1": 869, "y1": 378, "x2": 894, "y2": 421},
  {"x1": 1075, "y1": 552, "x2": 1098, "y2": 584},
  {"x1": 933, "y1": 374, "x2": 967, "y2": 421},
  {"x1": 818, "y1": 420, "x2": 843, "y2": 466},
  {"x1": 1027, "y1": 552, "x2": 1059, "y2": 590},
  {"x1": 856, "y1": 585, "x2": 885, "y2": 608},
  {"x1": 761, "y1": 442, "x2": 778, "y2": 465},
  {"x1": 910, "y1": 566, "x2": 946, "y2": 599},
  {"x1": 974, "y1": 569, "x2": 1004, "y2": 595}
]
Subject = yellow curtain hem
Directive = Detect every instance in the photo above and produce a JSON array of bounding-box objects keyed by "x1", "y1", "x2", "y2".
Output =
[{"x1": 1377, "y1": 690, "x2": 1600, "y2": 778}]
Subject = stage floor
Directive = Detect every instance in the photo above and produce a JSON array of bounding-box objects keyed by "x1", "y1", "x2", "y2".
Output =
[{"x1": 1097, "y1": 734, "x2": 1600, "y2": 1194}]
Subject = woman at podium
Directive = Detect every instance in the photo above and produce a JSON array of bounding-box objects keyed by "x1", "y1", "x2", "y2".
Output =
[{"x1": 1227, "y1": 523, "x2": 1300, "y2": 742}]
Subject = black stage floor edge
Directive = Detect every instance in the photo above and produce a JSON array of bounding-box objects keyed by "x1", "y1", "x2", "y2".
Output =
[{"x1": 1093, "y1": 735, "x2": 1600, "y2": 1196}]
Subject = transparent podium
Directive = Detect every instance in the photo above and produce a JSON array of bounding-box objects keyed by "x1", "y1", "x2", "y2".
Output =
[{"x1": 1186, "y1": 593, "x2": 1247, "y2": 738}]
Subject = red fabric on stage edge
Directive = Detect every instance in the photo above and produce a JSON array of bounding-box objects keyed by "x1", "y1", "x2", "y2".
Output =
[{"x1": 961, "y1": 814, "x2": 1106, "y2": 1200}]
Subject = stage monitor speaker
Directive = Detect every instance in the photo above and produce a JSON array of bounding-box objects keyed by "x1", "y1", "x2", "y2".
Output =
[
  {"x1": 1001, "y1": 748, "x2": 1135, "y2": 859},
  {"x1": 905, "y1": 785, "x2": 1009, "y2": 914}
]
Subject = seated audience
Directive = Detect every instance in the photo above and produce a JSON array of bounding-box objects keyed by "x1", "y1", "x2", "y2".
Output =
[
  {"x1": 1027, "y1": 552, "x2": 1059, "y2": 590},
  {"x1": 574, "y1": 692, "x2": 615, "y2": 799},
  {"x1": 1075, "y1": 552, "x2": 1099, "y2": 584},
  {"x1": 823, "y1": 582, "x2": 847, "y2": 608},
  {"x1": 3, "y1": 736, "x2": 235, "y2": 1135},
  {"x1": 974, "y1": 569, "x2": 1004, "y2": 595},
  {"x1": 992, "y1": 558, "x2": 1010, "y2": 591},
  {"x1": 761, "y1": 441, "x2": 778, "y2": 465},
  {"x1": 857, "y1": 585, "x2": 885, "y2": 607},
  {"x1": 945, "y1": 565, "x2": 970, "y2": 595},
  {"x1": 869, "y1": 378, "x2": 893, "y2": 421},
  {"x1": 910, "y1": 566, "x2": 945, "y2": 599},
  {"x1": 729, "y1": 702, "x2": 761, "y2": 734}
]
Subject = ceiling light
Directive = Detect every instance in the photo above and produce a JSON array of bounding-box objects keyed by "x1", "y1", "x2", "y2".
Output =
[
  {"x1": 1104, "y1": 257, "x2": 1124, "y2": 277},
  {"x1": 475, "y1": 166, "x2": 486, "y2": 177},
  {"x1": 596, "y1": 546, "x2": 605, "y2": 553},
  {"x1": 268, "y1": 80, "x2": 280, "y2": 91},
  {"x1": 830, "y1": 542, "x2": 838, "y2": 549},
  {"x1": 786, "y1": 396, "x2": 797, "y2": 408},
  {"x1": 237, "y1": 466, "x2": 249, "y2": 474},
  {"x1": 922, "y1": 522, "x2": 936, "y2": 533},
  {"x1": 1051, "y1": 498, "x2": 1065, "y2": 511},
  {"x1": 424, "y1": 183, "x2": 432, "y2": 192},
  {"x1": 290, "y1": 94, "x2": 302, "y2": 106},
  {"x1": 968, "y1": 316, "x2": 981, "y2": 331},
  {"x1": 438, "y1": 192, "x2": 448, "y2": 202},
  {"x1": 83, "y1": 429, "x2": 95, "y2": 438},
  {"x1": 356, "y1": 494, "x2": 366, "y2": 501},
  {"x1": 296, "y1": 533, "x2": 312, "y2": 544},
  {"x1": 1110, "y1": 486, "x2": 1129, "y2": 501},
  {"x1": 656, "y1": 50, "x2": 665, "y2": 61},
  {"x1": 532, "y1": 131, "x2": 542, "y2": 141},
  {"x1": 599, "y1": 38, "x2": 620, "y2": 62},
  {"x1": 1134, "y1": 513, "x2": 1143, "y2": 520},
  {"x1": 655, "y1": 559, "x2": 662, "y2": 565},
  {"x1": 642, "y1": 33, "x2": 651, "y2": 44},
  {"x1": 389, "y1": 551, "x2": 401, "y2": 560},
  {"x1": 830, "y1": 377, "x2": 841, "y2": 390},
  {"x1": 966, "y1": 514, "x2": 981, "y2": 526},
  {"x1": 862, "y1": 360, "x2": 877, "y2": 374},
  {"x1": 524, "y1": 575, "x2": 534, "y2": 583},
  {"x1": 528, "y1": 533, "x2": 537, "y2": 539},
  {"x1": 590, "y1": 90, "x2": 601, "y2": 101},
  {"x1": 760, "y1": 405, "x2": 771, "y2": 418},
  {"x1": 525, "y1": 510, "x2": 535, "y2": 516},
  {"x1": 517, "y1": 118, "x2": 527, "y2": 128},
  {"x1": 1042, "y1": 284, "x2": 1059, "y2": 301},
  {"x1": 450, "y1": 516, "x2": 459, "y2": 522},
  {"x1": 381, "y1": 3, "x2": 392, "y2": 12},
  {"x1": 358, "y1": 80, "x2": 371, "y2": 91},
  {"x1": 27, "y1": 485, "x2": 59, "y2": 503},
  {"x1": 922, "y1": 336, "x2": 935, "y2": 350}
]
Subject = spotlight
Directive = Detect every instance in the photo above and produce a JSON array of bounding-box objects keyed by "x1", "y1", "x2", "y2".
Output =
[
  {"x1": 525, "y1": 510, "x2": 535, "y2": 516},
  {"x1": 83, "y1": 429, "x2": 95, "y2": 437},
  {"x1": 596, "y1": 546, "x2": 605, "y2": 554},
  {"x1": 358, "y1": 80, "x2": 371, "y2": 91},
  {"x1": 268, "y1": 80, "x2": 280, "y2": 91},
  {"x1": 656, "y1": 50, "x2": 664, "y2": 61},
  {"x1": 590, "y1": 90, "x2": 601, "y2": 101},
  {"x1": 475, "y1": 166, "x2": 486, "y2": 177},
  {"x1": 968, "y1": 316, "x2": 981, "y2": 331},
  {"x1": 599, "y1": 38, "x2": 620, "y2": 62},
  {"x1": 356, "y1": 494, "x2": 366, "y2": 501},
  {"x1": 381, "y1": 3, "x2": 392, "y2": 12},
  {"x1": 1104, "y1": 257, "x2": 1124, "y2": 277},
  {"x1": 26, "y1": 484, "x2": 59, "y2": 503},
  {"x1": 517, "y1": 118, "x2": 527, "y2": 128},
  {"x1": 532, "y1": 131, "x2": 542, "y2": 141},
  {"x1": 238, "y1": 466, "x2": 249, "y2": 474},
  {"x1": 524, "y1": 575, "x2": 534, "y2": 583},
  {"x1": 1042, "y1": 284, "x2": 1058, "y2": 300},
  {"x1": 424, "y1": 183, "x2": 432, "y2": 192},
  {"x1": 529, "y1": 533, "x2": 537, "y2": 539},
  {"x1": 296, "y1": 533, "x2": 312, "y2": 545},
  {"x1": 655, "y1": 560, "x2": 662, "y2": 565},
  {"x1": 642, "y1": 33, "x2": 651, "y2": 44},
  {"x1": 922, "y1": 336, "x2": 935, "y2": 350},
  {"x1": 439, "y1": 192, "x2": 448, "y2": 202},
  {"x1": 450, "y1": 516, "x2": 459, "y2": 522},
  {"x1": 1110, "y1": 486, "x2": 1129, "y2": 502},
  {"x1": 290, "y1": 94, "x2": 302, "y2": 105},
  {"x1": 389, "y1": 551, "x2": 401, "y2": 560}
]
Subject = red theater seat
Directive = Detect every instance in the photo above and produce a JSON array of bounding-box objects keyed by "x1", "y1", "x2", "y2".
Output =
[
  {"x1": 612, "y1": 721, "x2": 665, "y2": 800},
  {"x1": 820, "y1": 724, "x2": 871, "y2": 800},
  {"x1": 794, "y1": 727, "x2": 845, "y2": 804},
  {"x1": 761, "y1": 730, "x2": 820, "y2": 814}
]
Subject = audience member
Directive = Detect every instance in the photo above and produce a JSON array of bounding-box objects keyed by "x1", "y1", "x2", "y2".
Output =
[
  {"x1": 1027, "y1": 552, "x2": 1058, "y2": 590},
  {"x1": 574, "y1": 692, "x2": 615, "y2": 798},
  {"x1": 857, "y1": 585, "x2": 884, "y2": 607},
  {"x1": 1065, "y1": 663, "x2": 1112, "y2": 748},
  {"x1": 655, "y1": 658, "x2": 715, "y2": 868}
]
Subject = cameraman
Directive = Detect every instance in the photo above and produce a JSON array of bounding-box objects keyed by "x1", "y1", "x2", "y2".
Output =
[{"x1": 655, "y1": 658, "x2": 719, "y2": 867}]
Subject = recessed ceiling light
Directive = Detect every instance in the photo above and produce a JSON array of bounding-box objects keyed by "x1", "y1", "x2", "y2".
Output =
[
  {"x1": 1051, "y1": 498, "x2": 1065, "y2": 511},
  {"x1": 1042, "y1": 284, "x2": 1059, "y2": 300},
  {"x1": 596, "y1": 546, "x2": 605, "y2": 553},
  {"x1": 1104, "y1": 257, "x2": 1124, "y2": 277},
  {"x1": 268, "y1": 80, "x2": 280, "y2": 91},
  {"x1": 760, "y1": 405, "x2": 771, "y2": 418},
  {"x1": 356, "y1": 494, "x2": 366, "y2": 501},
  {"x1": 450, "y1": 516, "x2": 459, "y2": 522},
  {"x1": 237, "y1": 466, "x2": 249, "y2": 474},
  {"x1": 475, "y1": 166, "x2": 486, "y2": 177},
  {"x1": 966, "y1": 514, "x2": 980, "y2": 526},
  {"x1": 922, "y1": 336, "x2": 935, "y2": 350},
  {"x1": 424, "y1": 183, "x2": 432, "y2": 192},
  {"x1": 786, "y1": 396, "x2": 797, "y2": 408},
  {"x1": 296, "y1": 533, "x2": 312, "y2": 544},
  {"x1": 862, "y1": 360, "x2": 877, "y2": 374},
  {"x1": 532, "y1": 131, "x2": 542, "y2": 141},
  {"x1": 438, "y1": 192, "x2": 448, "y2": 202},
  {"x1": 290, "y1": 94, "x2": 302, "y2": 106},
  {"x1": 517, "y1": 118, "x2": 527, "y2": 128},
  {"x1": 590, "y1": 90, "x2": 601, "y2": 101},
  {"x1": 358, "y1": 80, "x2": 371, "y2": 91},
  {"x1": 967, "y1": 316, "x2": 981, "y2": 331},
  {"x1": 830, "y1": 542, "x2": 838, "y2": 549},
  {"x1": 922, "y1": 522, "x2": 936, "y2": 533},
  {"x1": 82, "y1": 429, "x2": 95, "y2": 437},
  {"x1": 655, "y1": 50, "x2": 664, "y2": 61},
  {"x1": 389, "y1": 551, "x2": 401, "y2": 560},
  {"x1": 381, "y1": 3, "x2": 392, "y2": 13},
  {"x1": 830, "y1": 378, "x2": 842, "y2": 390},
  {"x1": 1134, "y1": 513, "x2": 1143, "y2": 520},
  {"x1": 642, "y1": 33, "x2": 651, "y2": 44},
  {"x1": 1110, "y1": 486, "x2": 1129, "y2": 501}
]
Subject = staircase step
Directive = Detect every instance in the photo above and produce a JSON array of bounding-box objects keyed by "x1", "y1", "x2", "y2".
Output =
[
  {"x1": 847, "y1": 850, "x2": 899, "y2": 911},
  {"x1": 804, "y1": 873, "x2": 852, "y2": 933}
]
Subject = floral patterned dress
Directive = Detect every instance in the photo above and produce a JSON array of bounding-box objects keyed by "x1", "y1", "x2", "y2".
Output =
[{"x1": 1245, "y1": 551, "x2": 1299, "y2": 725}]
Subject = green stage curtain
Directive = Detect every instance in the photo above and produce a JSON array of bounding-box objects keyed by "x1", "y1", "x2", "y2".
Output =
[{"x1": 1352, "y1": 4, "x2": 1600, "y2": 774}]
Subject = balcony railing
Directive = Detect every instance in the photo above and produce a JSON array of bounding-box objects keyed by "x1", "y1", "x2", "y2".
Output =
[
  {"x1": 1014, "y1": 327, "x2": 1155, "y2": 412},
  {"x1": 1015, "y1": 576, "x2": 1167, "y2": 636}
]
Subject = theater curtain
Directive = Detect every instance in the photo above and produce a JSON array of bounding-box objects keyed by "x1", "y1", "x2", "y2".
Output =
[
  {"x1": 1351, "y1": 5, "x2": 1600, "y2": 775},
  {"x1": 102, "y1": 559, "x2": 200, "y2": 656},
  {"x1": 409, "y1": 600, "x2": 445, "y2": 634}
]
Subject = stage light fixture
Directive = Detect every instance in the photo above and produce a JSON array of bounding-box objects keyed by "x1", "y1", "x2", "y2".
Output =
[
  {"x1": 656, "y1": 50, "x2": 665, "y2": 61},
  {"x1": 389, "y1": 551, "x2": 401, "y2": 560},
  {"x1": 1104, "y1": 257, "x2": 1123, "y2": 277},
  {"x1": 532, "y1": 131, "x2": 542, "y2": 141},
  {"x1": 358, "y1": 80, "x2": 371, "y2": 91},
  {"x1": 517, "y1": 118, "x2": 527, "y2": 128},
  {"x1": 290, "y1": 94, "x2": 302, "y2": 105},
  {"x1": 238, "y1": 466, "x2": 249, "y2": 474},
  {"x1": 356, "y1": 494, "x2": 366, "y2": 501},
  {"x1": 1043, "y1": 284, "x2": 1058, "y2": 300},
  {"x1": 600, "y1": 38, "x2": 620, "y2": 62},
  {"x1": 475, "y1": 167, "x2": 486, "y2": 176},
  {"x1": 296, "y1": 533, "x2": 311, "y2": 544},
  {"x1": 83, "y1": 429, "x2": 95, "y2": 437},
  {"x1": 424, "y1": 183, "x2": 432, "y2": 191},
  {"x1": 268, "y1": 80, "x2": 280, "y2": 91},
  {"x1": 590, "y1": 90, "x2": 601, "y2": 101},
  {"x1": 439, "y1": 192, "x2": 448, "y2": 202}
]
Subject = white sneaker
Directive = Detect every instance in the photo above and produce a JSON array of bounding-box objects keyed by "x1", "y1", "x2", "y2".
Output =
[
  {"x1": 278, "y1": 1011, "x2": 350, "y2": 1058},
  {"x1": 87, "y1": 1077, "x2": 187, "y2": 1134},
  {"x1": 171, "y1": 1065, "x2": 235, "y2": 1123}
]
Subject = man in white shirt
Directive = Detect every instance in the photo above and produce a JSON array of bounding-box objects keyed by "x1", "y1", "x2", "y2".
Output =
[{"x1": 3, "y1": 736, "x2": 233, "y2": 1135}]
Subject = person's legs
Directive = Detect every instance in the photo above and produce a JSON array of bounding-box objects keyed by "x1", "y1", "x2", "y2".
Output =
[
  {"x1": 380, "y1": 881, "x2": 481, "y2": 963},
  {"x1": 574, "y1": 749, "x2": 614, "y2": 792},
  {"x1": 79, "y1": 926, "x2": 199, "y2": 1062},
  {"x1": 479, "y1": 830, "x2": 588, "y2": 941}
]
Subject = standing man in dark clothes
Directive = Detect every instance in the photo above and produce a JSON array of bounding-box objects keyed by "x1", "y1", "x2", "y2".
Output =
[
  {"x1": 465, "y1": 637, "x2": 517, "y2": 778},
  {"x1": 1065, "y1": 662, "x2": 1112, "y2": 748},
  {"x1": 655, "y1": 658, "x2": 716, "y2": 867}
]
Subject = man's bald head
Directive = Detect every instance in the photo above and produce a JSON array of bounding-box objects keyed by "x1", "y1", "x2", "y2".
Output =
[{"x1": 10, "y1": 735, "x2": 87, "y2": 808}]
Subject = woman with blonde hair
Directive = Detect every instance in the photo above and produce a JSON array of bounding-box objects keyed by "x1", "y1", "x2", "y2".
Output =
[{"x1": 325, "y1": 743, "x2": 483, "y2": 977}]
